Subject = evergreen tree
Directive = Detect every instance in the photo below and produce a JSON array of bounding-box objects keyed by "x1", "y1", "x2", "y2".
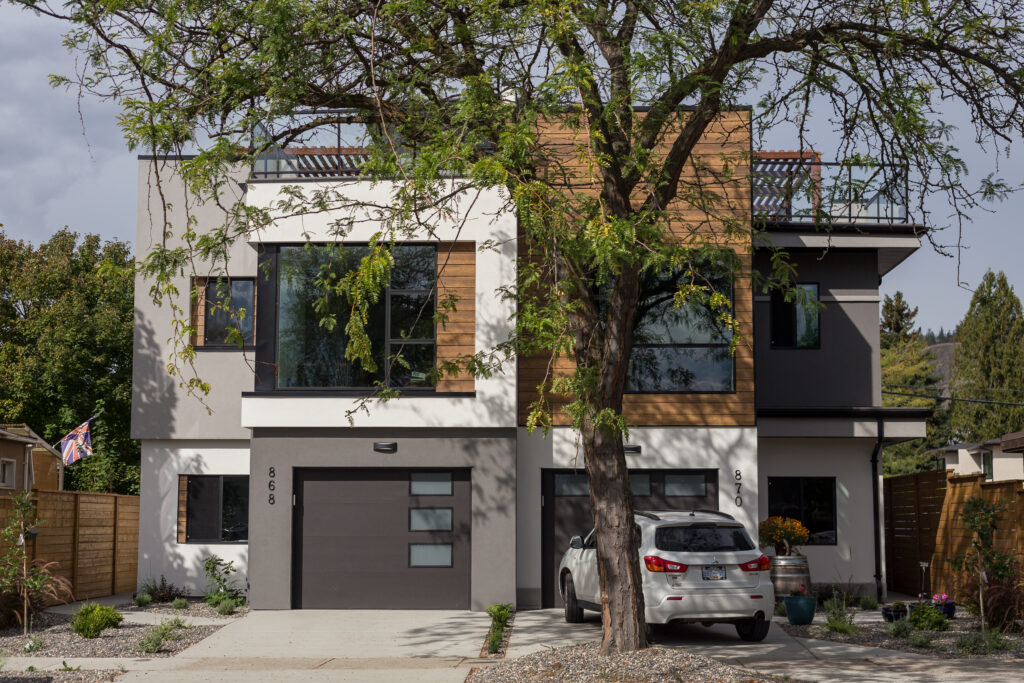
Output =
[
  {"x1": 881, "y1": 291, "x2": 919, "y2": 349},
  {"x1": 949, "y1": 270, "x2": 1024, "y2": 442},
  {"x1": 0, "y1": 229, "x2": 138, "y2": 494}
]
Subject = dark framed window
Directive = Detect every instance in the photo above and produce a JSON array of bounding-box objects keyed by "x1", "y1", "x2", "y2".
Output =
[
  {"x1": 275, "y1": 244, "x2": 436, "y2": 389},
  {"x1": 203, "y1": 279, "x2": 255, "y2": 347},
  {"x1": 185, "y1": 475, "x2": 249, "y2": 543},
  {"x1": 770, "y1": 283, "x2": 819, "y2": 348},
  {"x1": 981, "y1": 451, "x2": 994, "y2": 481},
  {"x1": 767, "y1": 476, "x2": 836, "y2": 546},
  {"x1": 625, "y1": 259, "x2": 735, "y2": 393}
]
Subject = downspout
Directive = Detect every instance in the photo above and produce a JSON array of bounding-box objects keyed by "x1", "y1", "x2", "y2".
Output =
[{"x1": 871, "y1": 417, "x2": 885, "y2": 601}]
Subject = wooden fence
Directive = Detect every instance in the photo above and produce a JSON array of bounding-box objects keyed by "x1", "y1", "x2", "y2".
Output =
[
  {"x1": 0, "y1": 491, "x2": 139, "y2": 601},
  {"x1": 884, "y1": 471, "x2": 1024, "y2": 598}
]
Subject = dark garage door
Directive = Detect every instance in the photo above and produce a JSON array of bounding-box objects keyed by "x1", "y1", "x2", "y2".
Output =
[
  {"x1": 541, "y1": 468, "x2": 718, "y2": 607},
  {"x1": 293, "y1": 468, "x2": 471, "y2": 609}
]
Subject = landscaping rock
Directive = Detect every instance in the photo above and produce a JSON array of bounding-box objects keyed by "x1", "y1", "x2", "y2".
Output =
[{"x1": 118, "y1": 597, "x2": 249, "y2": 620}]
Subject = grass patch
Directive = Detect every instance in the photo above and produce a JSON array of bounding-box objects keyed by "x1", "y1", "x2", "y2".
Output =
[{"x1": 906, "y1": 633, "x2": 932, "y2": 648}]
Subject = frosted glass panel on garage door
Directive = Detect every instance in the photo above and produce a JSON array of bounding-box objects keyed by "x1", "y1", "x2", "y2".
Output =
[
  {"x1": 409, "y1": 508, "x2": 453, "y2": 531},
  {"x1": 665, "y1": 473, "x2": 706, "y2": 496},
  {"x1": 409, "y1": 543, "x2": 453, "y2": 567},
  {"x1": 410, "y1": 472, "x2": 453, "y2": 495}
]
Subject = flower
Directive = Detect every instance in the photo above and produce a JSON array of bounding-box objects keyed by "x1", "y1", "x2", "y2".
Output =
[
  {"x1": 758, "y1": 516, "x2": 810, "y2": 554},
  {"x1": 931, "y1": 593, "x2": 954, "y2": 606},
  {"x1": 789, "y1": 584, "x2": 812, "y2": 597}
]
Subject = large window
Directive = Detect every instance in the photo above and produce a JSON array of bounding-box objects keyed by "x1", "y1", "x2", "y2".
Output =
[
  {"x1": 767, "y1": 476, "x2": 836, "y2": 545},
  {"x1": 201, "y1": 278, "x2": 255, "y2": 347},
  {"x1": 185, "y1": 475, "x2": 249, "y2": 543},
  {"x1": 770, "y1": 283, "x2": 819, "y2": 348},
  {"x1": 626, "y1": 265, "x2": 734, "y2": 393},
  {"x1": 276, "y1": 244, "x2": 436, "y2": 389}
]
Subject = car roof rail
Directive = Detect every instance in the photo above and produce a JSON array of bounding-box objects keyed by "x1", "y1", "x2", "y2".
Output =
[
  {"x1": 635, "y1": 511, "x2": 661, "y2": 521},
  {"x1": 687, "y1": 509, "x2": 736, "y2": 520}
]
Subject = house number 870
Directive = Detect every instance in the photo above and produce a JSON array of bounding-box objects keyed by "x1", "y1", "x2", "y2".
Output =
[
  {"x1": 734, "y1": 469, "x2": 742, "y2": 507},
  {"x1": 268, "y1": 466, "x2": 276, "y2": 505}
]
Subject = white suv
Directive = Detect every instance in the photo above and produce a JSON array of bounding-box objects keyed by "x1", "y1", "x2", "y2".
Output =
[{"x1": 557, "y1": 510, "x2": 774, "y2": 641}]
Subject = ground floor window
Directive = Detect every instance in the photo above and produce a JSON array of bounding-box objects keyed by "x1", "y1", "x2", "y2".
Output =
[
  {"x1": 184, "y1": 475, "x2": 249, "y2": 543},
  {"x1": 767, "y1": 476, "x2": 836, "y2": 545}
]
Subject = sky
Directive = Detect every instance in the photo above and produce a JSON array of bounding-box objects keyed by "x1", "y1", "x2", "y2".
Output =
[{"x1": 1, "y1": 5, "x2": 1023, "y2": 334}]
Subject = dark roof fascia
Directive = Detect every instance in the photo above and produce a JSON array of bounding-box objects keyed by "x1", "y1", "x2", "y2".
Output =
[
  {"x1": 757, "y1": 406, "x2": 933, "y2": 420},
  {"x1": 757, "y1": 221, "x2": 928, "y2": 236},
  {"x1": 1001, "y1": 430, "x2": 1024, "y2": 453},
  {"x1": 137, "y1": 154, "x2": 200, "y2": 161}
]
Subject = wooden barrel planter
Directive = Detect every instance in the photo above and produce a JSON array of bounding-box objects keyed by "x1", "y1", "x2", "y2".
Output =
[{"x1": 770, "y1": 554, "x2": 811, "y2": 597}]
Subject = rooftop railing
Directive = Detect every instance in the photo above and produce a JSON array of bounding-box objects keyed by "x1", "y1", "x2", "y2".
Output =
[
  {"x1": 250, "y1": 112, "x2": 371, "y2": 180},
  {"x1": 753, "y1": 155, "x2": 909, "y2": 225}
]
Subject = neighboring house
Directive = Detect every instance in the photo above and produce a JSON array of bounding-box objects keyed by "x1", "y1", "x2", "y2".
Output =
[
  {"x1": 0, "y1": 425, "x2": 64, "y2": 492},
  {"x1": 132, "y1": 112, "x2": 928, "y2": 607},
  {"x1": 937, "y1": 431, "x2": 1024, "y2": 480}
]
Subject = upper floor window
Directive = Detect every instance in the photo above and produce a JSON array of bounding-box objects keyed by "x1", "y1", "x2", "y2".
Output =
[
  {"x1": 276, "y1": 244, "x2": 436, "y2": 389},
  {"x1": 770, "y1": 283, "x2": 819, "y2": 349},
  {"x1": 981, "y1": 450, "x2": 994, "y2": 481},
  {"x1": 202, "y1": 279, "x2": 255, "y2": 347},
  {"x1": 626, "y1": 266, "x2": 734, "y2": 393}
]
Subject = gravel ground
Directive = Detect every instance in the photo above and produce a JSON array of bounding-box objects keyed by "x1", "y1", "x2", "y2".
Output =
[
  {"x1": 779, "y1": 614, "x2": 1024, "y2": 659},
  {"x1": 0, "y1": 611, "x2": 222, "y2": 658},
  {"x1": 468, "y1": 643, "x2": 777, "y2": 682},
  {"x1": 0, "y1": 671, "x2": 122, "y2": 682},
  {"x1": 117, "y1": 598, "x2": 248, "y2": 619}
]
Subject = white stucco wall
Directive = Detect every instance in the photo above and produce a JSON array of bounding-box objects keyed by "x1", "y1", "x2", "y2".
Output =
[
  {"x1": 516, "y1": 426, "x2": 758, "y2": 605},
  {"x1": 992, "y1": 447, "x2": 1024, "y2": 481},
  {"x1": 758, "y1": 437, "x2": 878, "y2": 591},
  {"x1": 137, "y1": 440, "x2": 251, "y2": 595}
]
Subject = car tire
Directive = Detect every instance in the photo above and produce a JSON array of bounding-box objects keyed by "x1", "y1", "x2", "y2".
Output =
[
  {"x1": 563, "y1": 574, "x2": 584, "y2": 623},
  {"x1": 735, "y1": 615, "x2": 771, "y2": 642}
]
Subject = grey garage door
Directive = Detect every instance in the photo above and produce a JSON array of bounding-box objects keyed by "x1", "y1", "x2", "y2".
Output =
[
  {"x1": 541, "y1": 468, "x2": 718, "y2": 607},
  {"x1": 292, "y1": 468, "x2": 471, "y2": 609}
]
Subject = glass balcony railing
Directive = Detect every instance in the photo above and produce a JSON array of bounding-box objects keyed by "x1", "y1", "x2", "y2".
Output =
[{"x1": 250, "y1": 111, "x2": 371, "y2": 180}]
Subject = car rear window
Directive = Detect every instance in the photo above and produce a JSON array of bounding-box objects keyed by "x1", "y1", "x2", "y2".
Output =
[{"x1": 654, "y1": 524, "x2": 755, "y2": 552}]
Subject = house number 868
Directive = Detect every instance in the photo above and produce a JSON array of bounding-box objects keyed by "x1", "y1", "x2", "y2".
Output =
[{"x1": 268, "y1": 466, "x2": 276, "y2": 505}]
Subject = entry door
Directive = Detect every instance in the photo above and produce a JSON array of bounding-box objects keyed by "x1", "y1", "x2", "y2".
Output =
[
  {"x1": 540, "y1": 468, "x2": 718, "y2": 607},
  {"x1": 292, "y1": 468, "x2": 471, "y2": 609}
]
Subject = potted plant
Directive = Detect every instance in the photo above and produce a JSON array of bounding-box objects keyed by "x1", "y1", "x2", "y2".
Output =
[
  {"x1": 759, "y1": 516, "x2": 811, "y2": 596},
  {"x1": 784, "y1": 585, "x2": 816, "y2": 625},
  {"x1": 931, "y1": 593, "x2": 956, "y2": 619},
  {"x1": 881, "y1": 601, "x2": 908, "y2": 622}
]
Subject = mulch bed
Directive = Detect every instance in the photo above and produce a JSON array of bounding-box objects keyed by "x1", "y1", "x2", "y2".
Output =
[
  {"x1": 0, "y1": 611, "x2": 221, "y2": 659},
  {"x1": 478, "y1": 614, "x2": 516, "y2": 658},
  {"x1": 117, "y1": 597, "x2": 249, "y2": 619},
  {"x1": 468, "y1": 643, "x2": 778, "y2": 682},
  {"x1": 779, "y1": 613, "x2": 1024, "y2": 659}
]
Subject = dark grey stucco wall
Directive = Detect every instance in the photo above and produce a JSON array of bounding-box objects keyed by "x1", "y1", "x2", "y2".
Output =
[
  {"x1": 247, "y1": 428, "x2": 517, "y2": 611},
  {"x1": 754, "y1": 250, "x2": 881, "y2": 409}
]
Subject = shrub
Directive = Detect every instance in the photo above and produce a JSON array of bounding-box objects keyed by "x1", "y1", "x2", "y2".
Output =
[
  {"x1": 71, "y1": 602, "x2": 123, "y2": 638},
  {"x1": 775, "y1": 601, "x2": 787, "y2": 617},
  {"x1": 909, "y1": 605, "x2": 948, "y2": 632},
  {"x1": 138, "y1": 630, "x2": 164, "y2": 654},
  {"x1": 203, "y1": 556, "x2": 245, "y2": 603},
  {"x1": 138, "y1": 617, "x2": 191, "y2": 654},
  {"x1": 205, "y1": 592, "x2": 226, "y2": 607},
  {"x1": 823, "y1": 595, "x2": 857, "y2": 634},
  {"x1": 906, "y1": 633, "x2": 932, "y2": 648},
  {"x1": 485, "y1": 602, "x2": 513, "y2": 654},
  {"x1": 134, "y1": 593, "x2": 153, "y2": 608},
  {"x1": 216, "y1": 598, "x2": 237, "y2": 615},
  {"x1": 758, "y1": 517, "x2": 809, "y2": 555},
  {"x1": 139, "y1": 576, "x2": 186, "y2": 603},
  {"x1": 887, "y1": 619, "x2": 912, "y2": 638},
  {"x1": 858, "y1": 596, "x2": 879, "y2": 611},
  {"x1": 486, "y1": 603, "x2": 512, "y2": 627},
  {"x1": 172, "y1": 598, "x2": 189, "y2": 610}
]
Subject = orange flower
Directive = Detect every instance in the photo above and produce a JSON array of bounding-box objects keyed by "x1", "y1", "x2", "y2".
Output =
[{"x1": 758, "y1": 516, "x2": 810, "y2": 548}]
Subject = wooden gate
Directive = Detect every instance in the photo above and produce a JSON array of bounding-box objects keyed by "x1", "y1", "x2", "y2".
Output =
[{"x1": 883, "y1": 470, "x2": 947, "y2": 596}]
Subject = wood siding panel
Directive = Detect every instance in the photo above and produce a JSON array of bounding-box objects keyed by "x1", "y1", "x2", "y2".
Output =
[
  {"x1": 519, "y1": 110, "x2": 755, "y2": 427},
  {"x1": 436, "y1": 243, "x2": 476, "y2": 392},
  {"x1": 177, "y1": 475, "x2": 187, "y2": 543}
]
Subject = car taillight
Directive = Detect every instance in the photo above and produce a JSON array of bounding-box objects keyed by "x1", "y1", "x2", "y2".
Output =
[
  {"x1": 643, "y1": 555, "x2": 687, "y2": 573},
  {"x1": 739, "y1": 554, "x2": 771, "y2": 572}
]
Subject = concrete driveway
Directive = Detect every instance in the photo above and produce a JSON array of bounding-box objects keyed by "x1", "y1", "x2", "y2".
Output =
[{"x1": 506, "y1": 609, "x2": 1024, "y2": 682}]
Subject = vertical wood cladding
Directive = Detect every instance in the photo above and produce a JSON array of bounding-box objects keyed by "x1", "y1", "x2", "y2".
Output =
[
  {"x1": 189, "y1": 278, "x2": 207, "y2": 348},
  {"x1": 518, "y1": 110, "x2": 755, "y2": 427},
  {"x1": 436, "y1": 242, "x2": 476, "y2": 393},
  {"x1": 177, "y1": 475, "x2": 187, "y2": 543}
]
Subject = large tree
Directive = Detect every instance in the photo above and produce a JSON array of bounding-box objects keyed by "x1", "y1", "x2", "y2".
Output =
[
  {"x1": 0, "y1": 229, "x2": 138, "y2": 494},
  {"x1": 13, "y1": 0, "x2": 1024, "y2": 651},
  {"x1": 949, "y1": 270, "x2": 1024, "y2": 442}
]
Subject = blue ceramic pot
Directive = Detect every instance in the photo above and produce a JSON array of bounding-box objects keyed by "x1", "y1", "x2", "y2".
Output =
[{"x1": 784, "y1": 595, "x2": 817, "y2": 625}]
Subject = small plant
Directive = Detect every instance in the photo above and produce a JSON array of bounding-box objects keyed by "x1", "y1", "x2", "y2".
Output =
[
  {"x1": 71, "y1": 602, "x2": 124, "y2": 638},
  {"x1": 59, "y1": 661, "x2": 81, "y2": 672},
  {"x1": 138, "y1": 617, "x2": 191, "y2": 654},
  {"x1": 774, "y1": 601, "x2": 787, "y2": 617},
  {"x1": 887, "y1": 619, "x2": 912, "y2": 638},
  {"x1": 858, "y1": 596, "x2": 878, "y2": 610},
  {"x1": 172, "y1": 597, "x2": 189, "y2": 610},
  {"x1": 203, "y1": 555, "x2": 244, "y2": 604},
  {"x1": 758, "y1": 517, "x2": 810, "y2": 556},
  {"x1": 25, "y1": 666, "x2": 36, "y2": 672},
  {"x1": 891, "y1": 600, "x2": 906, "y2": 610},
  {"x1": 138, "y1": 630, "x2": 164, "y2": 654},
  {"x1": 485, "y1": 602, "x2": 513, "y2": 654},
  {"x1": 823, "y1": 594, "x2": 857, "y2": 635},
  {"x1": 908, "y1": 604, "x2": 948, "y2": 631},
  {"x1": 789, "y1": 584, "x2": 812, "y2": 597},
  {"x1": 134, "y1": 593, "x2": 153, "y2": 608},
  {"x1": 205, "y1": 592, "x2": 226, "y2": 607},
  {"x1": 906, "y1": 633, "x2": 932, "y2": 648},
  {"x1": 931, "y1": 593, "x2": 954, "y2": 607},
  {"x1": 23, "y1": 635, "x2": 44, "y2": 652},
  {"x1": 216, "y1": 598, "x2": 237, "y2": 615},
  {"x1": 139, "y1": 576, "x2": 186, "y2": 603},
  {"x1": 953, "y1": 631, "x2": 1011, "y2": 655}
]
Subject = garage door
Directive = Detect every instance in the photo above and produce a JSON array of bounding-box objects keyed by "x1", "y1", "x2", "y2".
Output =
[
  {"x1": 292, "y1": 468, "x2": 471, "y2": 609},
  {"x1": 541, "y1": 468, "x2": 718, "y2": 607}
]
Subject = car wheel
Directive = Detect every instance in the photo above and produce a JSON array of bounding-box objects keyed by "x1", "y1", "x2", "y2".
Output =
[
  {"x1": 563, "y1": 574, "x2": 584, "y2": 623},
  {"x1": 735, "y1": 615, "x2": 771, "y2": 642}
]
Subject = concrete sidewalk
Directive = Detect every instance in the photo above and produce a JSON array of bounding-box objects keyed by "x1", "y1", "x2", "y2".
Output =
[{"x1": 506, "y1": 609, "x2": 1022, "y2": 682}]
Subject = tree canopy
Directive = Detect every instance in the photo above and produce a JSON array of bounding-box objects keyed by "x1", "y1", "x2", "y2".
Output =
[
  {"x1": 13, "y1": 0, "x2": 1024, "y2": 651},
  {"x1": 0, "y1": 229, "x2": 138, "y2": 494}
]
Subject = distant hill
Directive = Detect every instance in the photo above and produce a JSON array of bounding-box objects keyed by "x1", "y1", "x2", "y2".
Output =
[{"x1": 930, "y1": 342, "x2": 956, "y2": 397}]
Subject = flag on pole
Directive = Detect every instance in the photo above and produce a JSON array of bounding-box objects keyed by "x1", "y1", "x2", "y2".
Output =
[{"x1": 60, "y1": 419, "x2": 94, "y2": 467}]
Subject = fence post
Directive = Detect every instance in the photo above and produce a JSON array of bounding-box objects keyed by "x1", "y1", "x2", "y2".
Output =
[
  {"x1": 71, "y1": 493, "x2": 81, "y2": 598},
  {"x1": 111, "y1": 496, "x2": 119, "y2": 596}
]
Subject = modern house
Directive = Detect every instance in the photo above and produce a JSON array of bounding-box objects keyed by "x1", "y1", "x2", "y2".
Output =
[
  {"x1": 132, "y1": 110, "x2": 928, "y2": 609},
  {"x1": 937, "y1": 431, "x2": 1024, "y2": 480}
]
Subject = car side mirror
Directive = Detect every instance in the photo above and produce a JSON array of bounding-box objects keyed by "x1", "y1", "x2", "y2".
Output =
[{"x1": 569, "y1": 535, "x2": 584, "y2": 550}]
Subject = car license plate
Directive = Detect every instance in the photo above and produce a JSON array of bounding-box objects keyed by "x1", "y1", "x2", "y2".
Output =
[{"x1": 702, "y1": 566, "x2": 726, "y2": 581}]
